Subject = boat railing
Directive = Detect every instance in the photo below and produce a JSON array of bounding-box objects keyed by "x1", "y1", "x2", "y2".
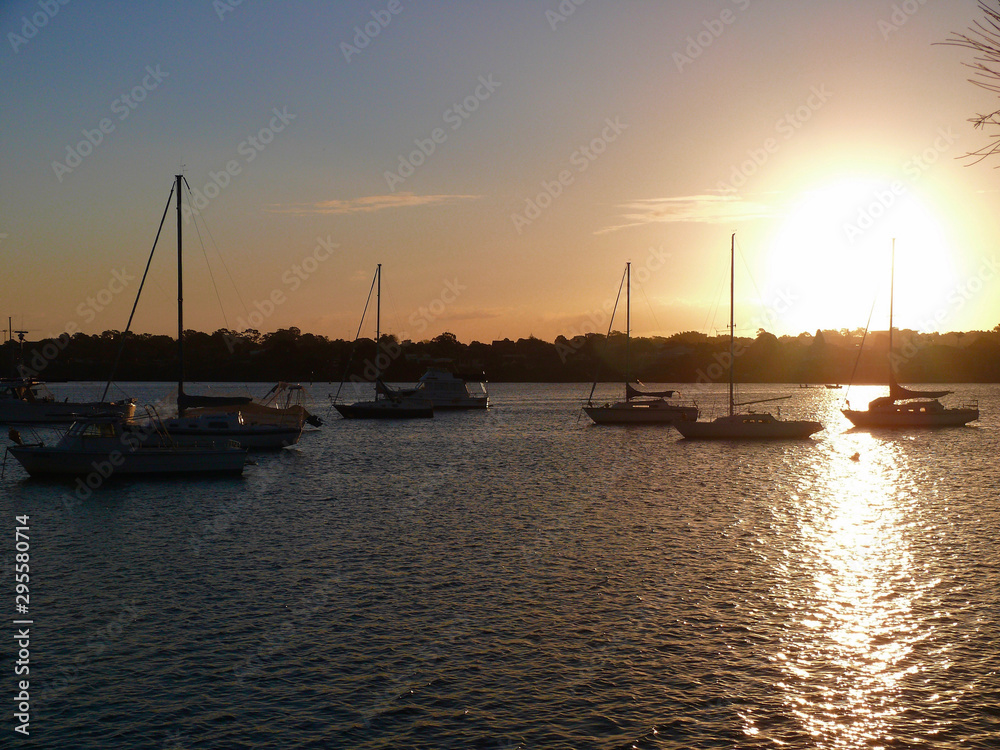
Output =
[
  {"x1": 960, "y1": 398, "x2": 979, "y2": 410},
  {"x1": 144, "y1": 404, "x2": 177, "y2": 447}
]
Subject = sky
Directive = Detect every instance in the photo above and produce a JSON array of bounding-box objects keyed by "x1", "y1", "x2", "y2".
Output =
[{"x1": 3, "y1": 0, "x2": 1000, "y2": 345}]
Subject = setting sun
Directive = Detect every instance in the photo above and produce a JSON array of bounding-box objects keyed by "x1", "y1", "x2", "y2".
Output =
[{"x1": 762, "y1": 178, "x2": 959, "y2": 336}]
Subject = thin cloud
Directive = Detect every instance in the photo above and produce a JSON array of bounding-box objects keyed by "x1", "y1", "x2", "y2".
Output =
[
  {"x1": 597, "y1": 194, "x2": 775, "y2": 233},
  {"x1": 267, "y1": 192, "x2": 481, "y2": 216}
]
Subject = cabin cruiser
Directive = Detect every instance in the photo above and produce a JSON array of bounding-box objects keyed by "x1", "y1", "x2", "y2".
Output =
[
  {"x1": 5, "y1": 415, "x2": 246, "y2": 477},
  {"x1": 408, "y1": 369, "x2": 488, "y2": 410},
  {"x1": 0, "y1": 377, "x2": 135, "y2": 424}
]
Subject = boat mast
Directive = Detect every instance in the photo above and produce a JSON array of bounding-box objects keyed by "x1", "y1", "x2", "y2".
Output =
[
  {"x1": 729, "y1": 232, "x2": 735, "y2": 417},
  {"x1": 625, "y1": 261, "x2": 631, "y2": 397},
  {"x1": 176, "y1": 173, "x2": 185, "y2": 416},
  {"x1": 889, "y1": 238, "x2": 895, "y2": 367},
  {"x1": 375, "y1": 263, "x2": 381, "y2": 399}
]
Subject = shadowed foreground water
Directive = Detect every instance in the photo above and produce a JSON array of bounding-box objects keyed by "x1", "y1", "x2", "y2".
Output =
[{"x1": 3, "y1": 382, "x2": 1000, "y2": 749}]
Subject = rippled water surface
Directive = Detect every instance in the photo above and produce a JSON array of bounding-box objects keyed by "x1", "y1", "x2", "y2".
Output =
[{"x1": 4, "y1": 381, "x2": 1000, "y2": 749}]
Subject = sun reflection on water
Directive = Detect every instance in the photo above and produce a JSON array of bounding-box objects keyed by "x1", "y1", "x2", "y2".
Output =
[{"x1": 747, "y1": 434, "x2": 937, "y2": 747}]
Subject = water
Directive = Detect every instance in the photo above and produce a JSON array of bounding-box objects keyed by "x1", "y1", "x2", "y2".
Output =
[{"x1": 3, "y1": 381, "x2": 1000, "y2": 749}]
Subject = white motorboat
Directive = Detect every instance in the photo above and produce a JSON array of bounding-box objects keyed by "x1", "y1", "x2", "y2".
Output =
[
  {"x1": 0, "y1": 377, "x2": 135, "y2": 425},
  {"x1": 583, "y1": 262, "x2": 698, "y2": 425},
  {"x1": 4, "y1": 416, "x2": 246, "y2": 477},
  {"x1": 673, "y1": 234, "x2": 823, "y2": 440},
  {"x1": 395, "y1": 368, "x2": 488, "y2": 410}
]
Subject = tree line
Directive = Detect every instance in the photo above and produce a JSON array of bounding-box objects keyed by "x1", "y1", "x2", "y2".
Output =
[{"x1": 6, "y1": 326, "x2": 1000, "y2": 384}]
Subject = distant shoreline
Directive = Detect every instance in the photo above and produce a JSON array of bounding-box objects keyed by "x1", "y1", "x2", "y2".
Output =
[{"x1": 7, "y1": 327, "x2": 1000, "y2": 385}]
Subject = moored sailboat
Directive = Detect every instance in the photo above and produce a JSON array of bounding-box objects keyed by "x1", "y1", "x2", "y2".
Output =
[
  {"x1": 154, "y1": 174, "x2": 304, "y2": 447},
  {"x1": 583, "y1": 262, "x2": 698, "y2": 425},
  {"x1": 673, "y1": 234, "x2": 823, "y2": 440},
  {"x1": 333, "y1": 264, "x2": 434, "y2": 419},
  {"x1": 842, "y1": 240, "x2": 978, "y2": 428}
]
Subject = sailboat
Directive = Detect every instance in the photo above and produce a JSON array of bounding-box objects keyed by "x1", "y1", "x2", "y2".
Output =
[
  {"x1": 155, "y1": 174, "x2": 303, "y2": 448},
  {"x1": 673, "y1": 234, "x2": 824, "y2": 439},
  {"x1": 583, "y1": 262, "x2": 698, "y2": 424},
  {"x1": 842, "y1": 241, "x2": 979, "y2": 428},
  {"x1": 333, "y1": 264, "x2": 434, "y2": 419}
]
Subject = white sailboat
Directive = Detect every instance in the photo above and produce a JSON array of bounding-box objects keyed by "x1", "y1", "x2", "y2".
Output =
[
  {"x1": 842, "y1": 240, "x2": 979, "y2": 428},
  {"x1": 333, "y1": 264, "x2": 434, "y2": 419},
  {"x1": 583, "y1": 262, "x2": 699, "y2": 425},
  {"x1": 673, "y1": 234, "x2": 824, "y2": 440},
  {"x1": 155, "y1": 174, "x2": 304, "y2": 448}
]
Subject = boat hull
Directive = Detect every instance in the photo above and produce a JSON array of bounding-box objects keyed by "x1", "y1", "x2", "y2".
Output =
[
  {"x1": 674, "y1": 414, "x2": 823, "y2": 439},
  {"x1": 842, "y1": 406, "x2": 978, "y2": 428},
  {"x1": 7, "y1": 445, "x2": 246, "y2": 476},
  {"x1": 335, "y1": 400, "x2": 433, "y2": 419},
  {"x1": 584, "y1": 401, "x2": 698, "y2": 425},
  {"x1": 429, "y1": 398, "x2": 488, "y2": 410},
  {"x1": 158, "y1": 422, "x2": 301, "y2": 449},
  {"x1": 0, "y1": 400, "x2": 136, "y2": 425}
]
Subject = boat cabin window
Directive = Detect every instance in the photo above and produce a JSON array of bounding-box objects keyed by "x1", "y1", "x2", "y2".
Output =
[
  {"x1": 81, "y1": 423, "x2": 117, "y2": 438},
  {"x1": 208, "y1": 421, "x2": 228, "y2": 429}
]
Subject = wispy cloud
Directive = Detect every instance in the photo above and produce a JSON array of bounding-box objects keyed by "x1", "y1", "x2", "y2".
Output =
[
  {"x1": 267, "y1": 192, "x2": 481, "y2": 216},
  {"x1": 597, "y1": 194, "x2": 775, "y2": 233}
]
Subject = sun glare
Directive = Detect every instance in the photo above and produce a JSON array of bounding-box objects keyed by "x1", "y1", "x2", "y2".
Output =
[{"x1": 762, "y1": 178, "x2": 959, "y2": 336}]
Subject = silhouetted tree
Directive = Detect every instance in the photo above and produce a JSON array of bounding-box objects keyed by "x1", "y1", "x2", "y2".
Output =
[{"x1": 945, "y1": 1, "x2": 1000, "y2": 162}]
